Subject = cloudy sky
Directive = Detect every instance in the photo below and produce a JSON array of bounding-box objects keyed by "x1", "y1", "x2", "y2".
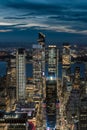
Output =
[{"x1": 0, "y1": 0, "x2": 87, "y2": 45}]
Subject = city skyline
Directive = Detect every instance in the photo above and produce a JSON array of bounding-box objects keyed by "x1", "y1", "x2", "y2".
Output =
[
  {"x1": 0, "y1": 0, "x2": 87, "y2": 45},
  {"x1": 0, "y1": 43, "x2": 87, "y2": 130}
]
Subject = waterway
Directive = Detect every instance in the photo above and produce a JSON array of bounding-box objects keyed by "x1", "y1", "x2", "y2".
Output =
[{"x1": 0, "y1": 61, "x2": 7, "y2": 77}]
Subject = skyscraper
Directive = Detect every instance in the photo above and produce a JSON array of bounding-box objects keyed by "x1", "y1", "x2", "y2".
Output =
[
  {"x1": 33, "y1": 44, "x2": 42, "y2": 89},
  {"x1": 46, "y1": 45, "x2": 58, "y2": 129},
  {"x1": 62, "y1": 43, "x2": 71, "y2": 91},
  {"x1": 48, "y1": 45, "x2": 58, "y2": 77},
  {"x1": 38, "y1": 32, "x2": 45, "y2": 47},
  {"x1": 16, "y1": 48, "x2": 26, "y2": 101},
  {"x1": 33, "y1": 32, "x2": 45, "y2": 97},
  {"x1": 79, "y1": 97, "x2": 87, "y2": 130},
  {"x1": 38, "y1": 32, "x2": 45, "y2": 78},
  {"x1": 37, "y1": 32, "x2": 46, "y2": 129},
  {"x1": 73, "y1": 67, "x2": 80, "y2": 89},
  {"x1": 46, "y1": 79, "x2": 57, "y2": 129}
]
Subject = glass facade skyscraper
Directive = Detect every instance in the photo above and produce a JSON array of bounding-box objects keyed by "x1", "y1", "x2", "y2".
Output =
[{"x1": 16, "y1": 48, "x2": 26, "y2": 101}]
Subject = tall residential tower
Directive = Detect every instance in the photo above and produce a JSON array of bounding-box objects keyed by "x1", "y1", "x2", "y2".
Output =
[{"x1": 16, "y1": 48, "x2": 26, "y2": 101}]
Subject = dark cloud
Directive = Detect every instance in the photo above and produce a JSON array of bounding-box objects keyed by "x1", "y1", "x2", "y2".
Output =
[
  {"x1": 0, "y1": 0, "x2": 87, "y2": 44},
  {"x1": 49, "y1": 11, "x2": 87, "y2": 23},
  {"x1": 4, "y1": 16, "x2": 27, "y2": 20},
  {"x1": 6, "y1": 1, "x2": 68, "y2": 14},
  {"x1": 5, "y1": 0, "x2": 87, "y2": 25}
]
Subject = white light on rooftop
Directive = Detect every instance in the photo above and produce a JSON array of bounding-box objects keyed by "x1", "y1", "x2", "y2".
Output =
[{"x1": 50, "y1": 76, "x2": 53, "y2": 80}]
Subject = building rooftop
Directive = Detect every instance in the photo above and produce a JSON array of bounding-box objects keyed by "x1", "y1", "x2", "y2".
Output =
[{"x1": 18, "y1": 48, "x2": 25, "y2": 54}]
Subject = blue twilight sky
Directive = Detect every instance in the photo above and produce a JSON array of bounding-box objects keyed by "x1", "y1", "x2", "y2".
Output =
[{"x1": 0, "y1": 0, "x2": 87, "y2": 45}]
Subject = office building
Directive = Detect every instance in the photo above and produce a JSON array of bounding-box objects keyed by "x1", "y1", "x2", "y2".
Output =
[
  {"x1": 33, "y1": 34, "x2": 46, "y2": 128},
  {"x1": 62, "y1": 43, "x2": 71, "y2": 91},
  {"x1": 73, "y1": 67, "x2": 80, "y2": 89},
  {"x1": 38, "y1": 32, "x2": 45, "y2": 73},
  {"x1": 48, "y1": 45, "x2": 58, "y2": 77},
  {"x1": 46, "y1": 45, "x2": 58, "y2": 129},
  {"x1": 79, "y1": 96, "x2": 87, "y2": 130},
  {"x1": 46, "y1": 78, "x2": 57, "y2": 129},
  {"x1": 38, "y1": 32, "x2": 46, "y2": 98},
  {"x1": 33, "y1": 44, "x2": 42, "y2": 89},
  {"x1": 62, "y1": 43, "x2": 71, "y2": 66},
  {"x1": 66, "y1": 89, "x2": 80, "y2": 123},
  {"x1": 16, "y1": 48, "x2": 26, "y2": 101}
]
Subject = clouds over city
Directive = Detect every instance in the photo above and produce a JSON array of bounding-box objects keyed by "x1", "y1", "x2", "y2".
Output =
[{"x1": 0, "y1": 0, "x2": 87, "y2": 43}]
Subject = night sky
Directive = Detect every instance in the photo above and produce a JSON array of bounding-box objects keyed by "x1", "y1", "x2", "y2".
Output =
[{"x1": 0, "y1": 0, "x2": 87, "y2": 45}]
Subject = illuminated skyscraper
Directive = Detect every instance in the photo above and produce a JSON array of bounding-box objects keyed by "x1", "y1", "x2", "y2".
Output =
[
  {"x1": 73, "y1": 66, "x2": 80, "y2": 89},
  {"x1": 33, "y1": 32, "x2": 45, "y2": 96},
  {"x1": 48, "y1": 45, "x2": 58, "y2": 77},
  {"x1": 46, "y1": 45, "x2": 58, "y2": 129},
  {"x1": 36, "y1": 33, "x2": 46, "y2": 129},
  {"x1": 79, "y1": 97, "x2": 87, "y2": 130},
  {"x1": 46, "y1": 78, "x2": 57, "y2": 129},
  {"x1": 38, "y1": 32, "x2": 45, "y2": 78},
  {"x1": 16, "y1": 48, "x2": 26, "y2": 101},
  {"x1": 62, "y1": 44, "x2": 71, "y2": 125},
  {"x1": 62, "y1": 43, "x2": 71, "y2": 91},
  {"x1": 62, "y1": 43, "x2": 71, "y2": 66},
  {"x1": 33, "y1": 44, "x2": 42, "y2": 90}
]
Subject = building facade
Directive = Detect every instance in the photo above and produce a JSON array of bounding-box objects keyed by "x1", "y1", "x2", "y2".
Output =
[
  {"x1": 79, "y1": 97, "x2": 87, "y2": 130},
  {"x1": 16, "y1": 48, "x2": 26, "y2": 101},
  {"x1": 62, "y1": 43, "x2": 71, "y2": 91},
  {"x1": 33, "y1": 44, "x2": 42, "y2": 89},
  {"x1": 46, "y1": 45, "x2": 58, "y2": 129},
  {"x1": 46, "y1": 79, "x2": 57, "y2": 129},
  {"x1": 48, "y1": 45, "x2": 58, "y2": 77}
]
